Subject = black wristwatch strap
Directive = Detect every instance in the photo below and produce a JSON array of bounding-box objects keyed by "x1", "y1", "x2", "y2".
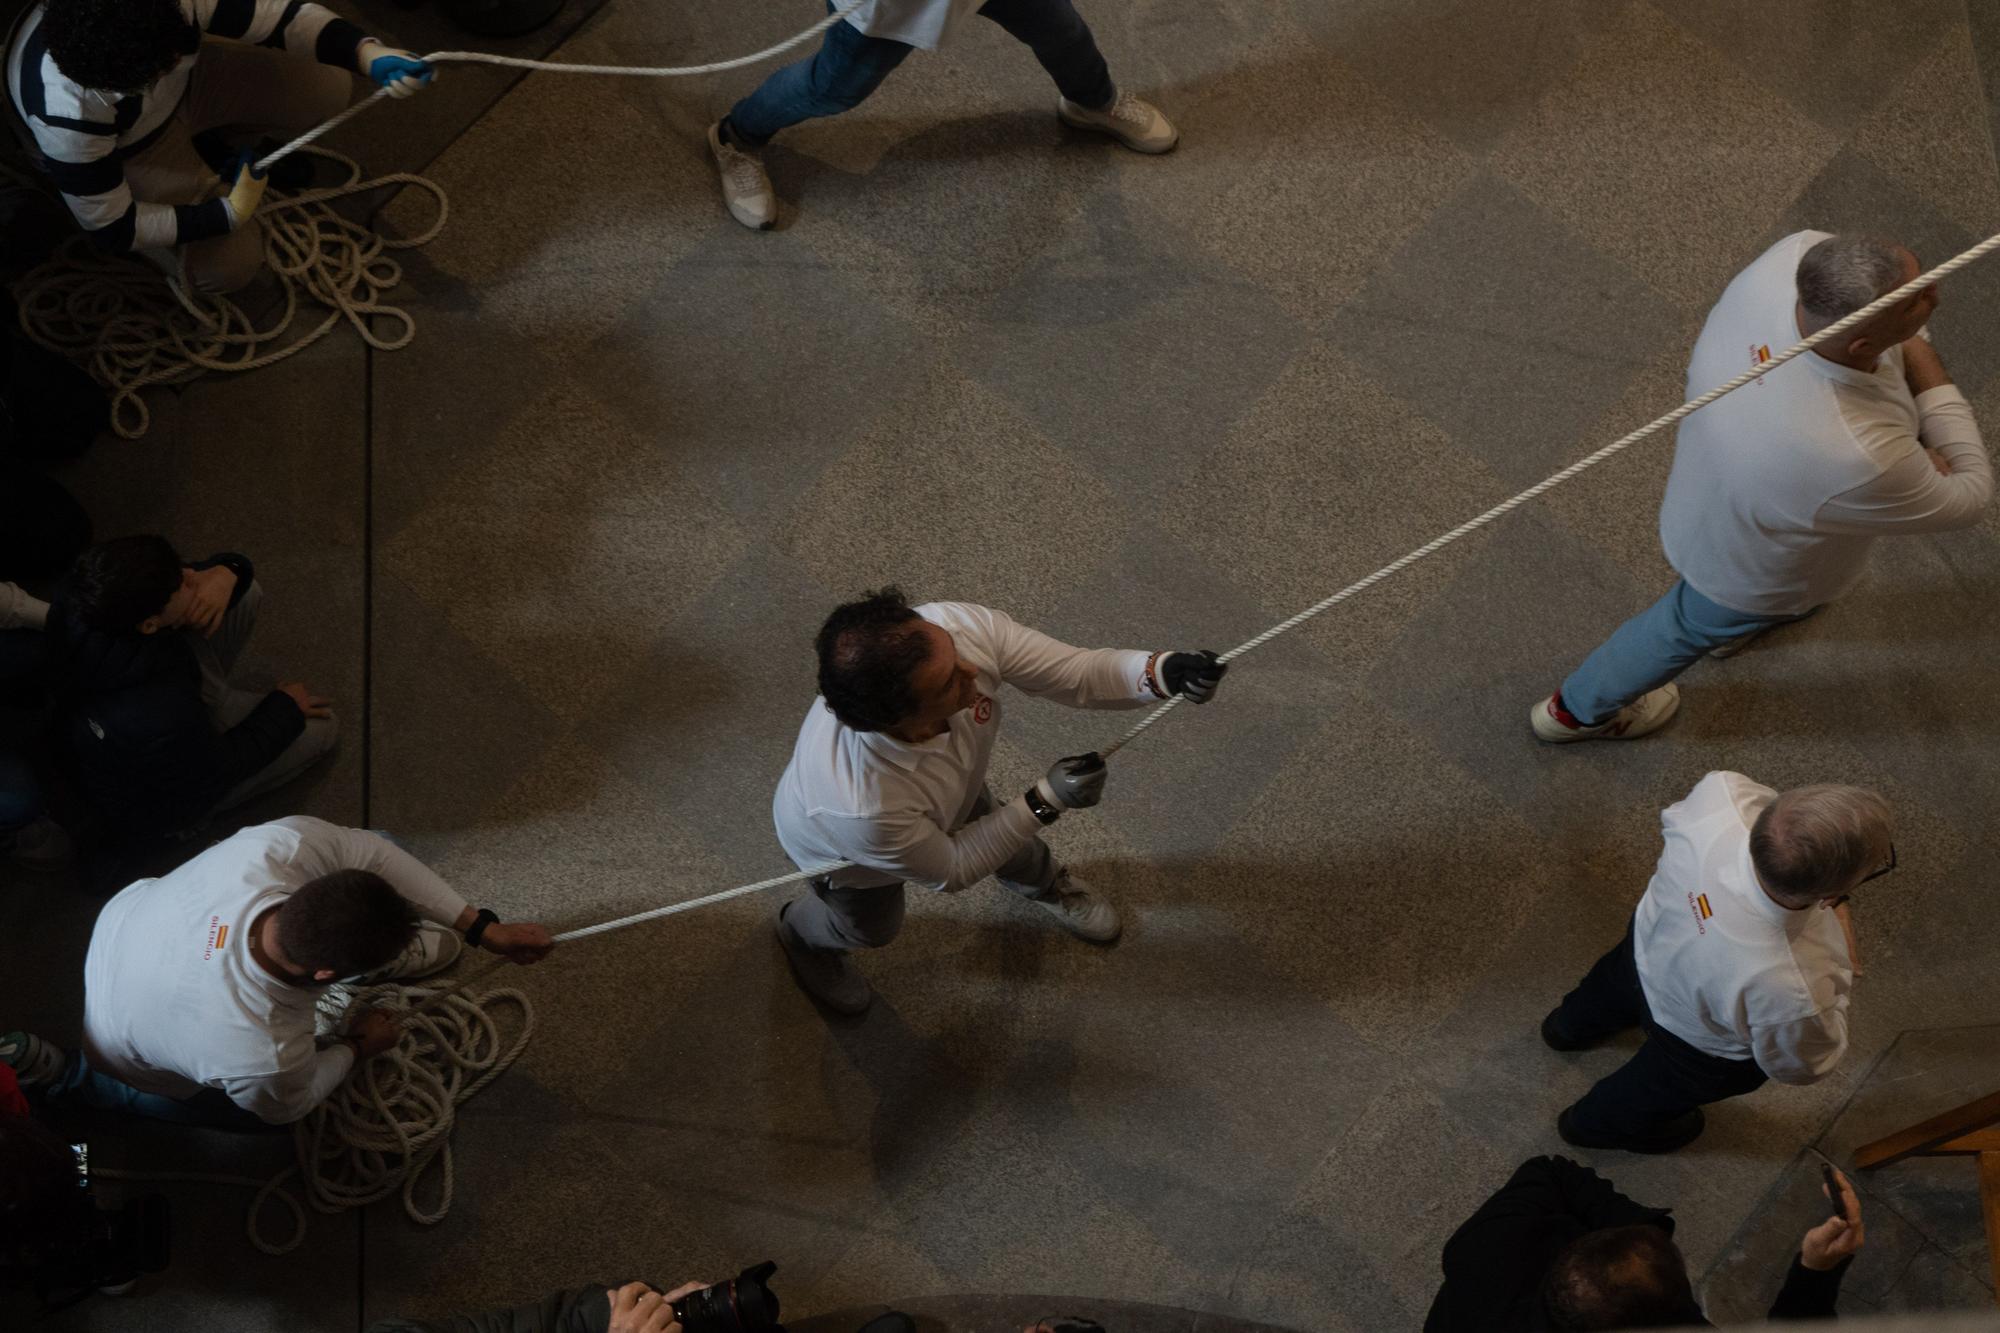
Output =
[
  {"x1": 465, "y1": 908, "x2": 500, "y2": 947},
  {"x1": 1024, "y1": 786, "x2": 1062, "y2": 825}
]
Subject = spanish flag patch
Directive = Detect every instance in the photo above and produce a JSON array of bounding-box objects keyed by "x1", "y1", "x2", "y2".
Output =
[
  {"x1": 1695, "y1": 894, "x2": 1713, "y2": 921},
  {"x1": 214, "y1": 924, "x2": 229, "y2": 950}
]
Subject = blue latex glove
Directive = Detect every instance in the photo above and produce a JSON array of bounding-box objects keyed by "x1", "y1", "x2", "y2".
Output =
[{"x1": 364, "y1": 48, "x2": 434, "y2": 99}]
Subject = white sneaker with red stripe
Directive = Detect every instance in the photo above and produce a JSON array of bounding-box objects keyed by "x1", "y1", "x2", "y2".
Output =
[{"x1": 1530, "y1": 684, "x2": 1680, "y2": 744}]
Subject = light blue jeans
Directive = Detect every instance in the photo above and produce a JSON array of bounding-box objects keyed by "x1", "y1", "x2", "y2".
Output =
[
  {"x1": 1560, "y1": 579, "x2": 1801, "y2": 725},
  {"x1": 48, "y1": 1050, "x2": 280, "y2": 1133}
]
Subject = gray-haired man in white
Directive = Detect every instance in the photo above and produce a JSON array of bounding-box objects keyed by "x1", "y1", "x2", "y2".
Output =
[
  {"x1": 1533, "y1": 231, "x2": 1991, "y2": 744},
  {"x1": 771, "y1": 586, "x2": 1224, "y2": 1014}
]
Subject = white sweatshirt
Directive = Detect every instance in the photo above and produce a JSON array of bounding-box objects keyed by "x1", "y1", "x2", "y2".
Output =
[
  {"x1": 773, "y1": 602, "x2": 1156, "y2": 893},
  {"x1": 1633, "y1": 772, "x2": 1853, "y2": 1084},
  {"x1": 838, "y1": 0, "x2": 979, "y2": 51},
  {"x1": 81, "y1": 818, "x2": 468, "y2": 1123},
  {"x1": 1660, "y1": 231, "x2": 1990, "y2": 616}
]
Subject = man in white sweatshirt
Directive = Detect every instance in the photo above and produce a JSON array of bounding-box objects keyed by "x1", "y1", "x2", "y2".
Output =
[
  {"x1": 771, "y1": 586, "x2": 1225, "y2": 1013},
  {"x1": 1, "y1": 817, "x2": 554, "y2": 1127},
  {"x1": 1531, "y1": 231, "x2": 1990, "y2": 743},
  {"x1": 1541, "y1": 774, "x2": 1889, "y2": 1153}
]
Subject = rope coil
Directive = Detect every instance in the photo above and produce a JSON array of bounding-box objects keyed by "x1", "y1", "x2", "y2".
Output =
[{"x1": 12, "y1": 148, "x2": 445, "y2": 439}]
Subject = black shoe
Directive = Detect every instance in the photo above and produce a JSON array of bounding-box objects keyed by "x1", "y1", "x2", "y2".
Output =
[
  {"x1": 1557, "y1": 1106, "x2": 1705, "y2": 1154},
  {"x1": 854, "y1": 1315, "x2": 915, "y2": 1333},
  {"x1": 1540, "y1": 1008, "x2": 1595, "y2": 1051}
]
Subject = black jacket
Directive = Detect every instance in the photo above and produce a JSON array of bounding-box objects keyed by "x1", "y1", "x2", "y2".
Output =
[
  {"x1": 365, "y1": 1284, "x2": 615, "y2": 1333},
  {"x1": 47, "y1": 554, "x2": 302, "y2": 838},
  {"x1": 1424, "y1": 1156, "x2": 1847, "y2": 1332}
]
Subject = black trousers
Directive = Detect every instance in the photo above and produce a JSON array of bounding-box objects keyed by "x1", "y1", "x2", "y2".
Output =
[{"x1": 1555, "y1": 919, "x2": 1768, "y2": 1137}]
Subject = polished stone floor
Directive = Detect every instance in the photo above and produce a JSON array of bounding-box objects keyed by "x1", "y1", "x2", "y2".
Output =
[{"x1": 4, "y1": 1, "x2": 2000, "y2": 1329}]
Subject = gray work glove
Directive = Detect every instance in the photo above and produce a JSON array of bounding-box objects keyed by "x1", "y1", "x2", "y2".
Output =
[
  {"x1": 1160, "y1": 650, "x2": 1228, "y2": 703},
  {"x1": 1035, "y1": 752, "x2": 1108, "y2": 811}
]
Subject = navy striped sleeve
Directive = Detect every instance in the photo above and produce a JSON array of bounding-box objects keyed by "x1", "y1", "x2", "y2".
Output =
[
  {"x1": 172, "y1": 198, "x2": 233, "y2": 245},
  {"x1": 315, "y1": 16, "x2": 366, "y2": 68},
  {"x1": 201, "y1": 0, "x2": 257, "y2": 38},
  {"x1": 41, "y1": 154, "x2": 124, "y2": 197},
  {"x1": 83, "y1": 204, "x2": 138, "y2": 253},
  {"x1": 255, "y1": 0, "x2": 306, "y2": 48}
]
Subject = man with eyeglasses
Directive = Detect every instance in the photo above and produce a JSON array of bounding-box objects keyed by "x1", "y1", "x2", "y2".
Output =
[{"x1": 1539, "y1": 773, "x2": 1890, "y2": 1153}]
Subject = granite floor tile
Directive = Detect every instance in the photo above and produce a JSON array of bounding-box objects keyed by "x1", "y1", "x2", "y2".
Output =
[
  {"x1": 1325, "y1": 171, "x2": 1682, "y2": 490},
  {"x1": 1490, "y1": 1, "x2": 1843, "y2": 310}
]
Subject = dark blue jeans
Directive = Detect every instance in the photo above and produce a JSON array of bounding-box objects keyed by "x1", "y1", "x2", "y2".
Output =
[
  {"x1": 47, "y1": 1050, "x2": 280, "y2": 1132},
  {"x1": 1555, "y1": 921, "x2": 1768, "y2": 1138},
  {"x1": 726, "y1": 0, "x2": 1115, "y2": 147}
]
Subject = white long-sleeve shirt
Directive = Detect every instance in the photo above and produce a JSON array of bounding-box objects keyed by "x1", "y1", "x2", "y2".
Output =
[
  {"x1": 773, "y1": 602, "x2": 1157, "y2": 893},
  {"x1": 0, "y1": 582, "x2": 47, "y2": 630},
  {"x1": 1632, "y1": 772, "x2": 1853, "y2": 1084},
  {"x1": 1660, "y1": 230, "x2": 1990, "y2": 616},
  {"x1": 82, "y1": 817, "x2": 468, "y2": 1123},
  {"x1": 838, "y1": 0, "x2": 978, "y2": 51}
]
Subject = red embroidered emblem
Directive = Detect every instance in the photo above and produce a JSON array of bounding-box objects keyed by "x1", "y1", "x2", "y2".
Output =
[{"x1": 972, "y1": 697, "x2": 993, "y2": 724}]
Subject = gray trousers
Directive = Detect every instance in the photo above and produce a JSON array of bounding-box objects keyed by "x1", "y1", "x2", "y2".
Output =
[
  {"x1": 787, "y1": 788, "x2": 1062, "y2": 954},
  {"x1": 189, "y1": 579, "x2": 338, "y2": 814}
]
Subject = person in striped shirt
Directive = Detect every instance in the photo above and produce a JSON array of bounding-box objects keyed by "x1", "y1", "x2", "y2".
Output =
[{"x1": 5, "y1": 0, "x2": 434, "y2": 294}]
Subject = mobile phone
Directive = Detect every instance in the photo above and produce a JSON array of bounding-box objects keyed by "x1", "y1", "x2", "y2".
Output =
[{"x1": 1821, "y1": 1163, "x2": 1847, "y2": 1221}]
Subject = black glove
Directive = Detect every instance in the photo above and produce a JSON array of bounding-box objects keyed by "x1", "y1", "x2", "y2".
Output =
[
  {"x1": 1031, "y1": 752, "x2": 1107, "y2": 817},
  {"x1": 1159, "y1": 650, "x2": 1227, "y2": 703}
]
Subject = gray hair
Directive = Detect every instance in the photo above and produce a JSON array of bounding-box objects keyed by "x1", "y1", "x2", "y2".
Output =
[
  {"x1": 1796, "y1": 235, "x2": 1907, "y2": 333},
  {"x1": 1749, "y1": 784, "x2": 1894, "y2": 903}
]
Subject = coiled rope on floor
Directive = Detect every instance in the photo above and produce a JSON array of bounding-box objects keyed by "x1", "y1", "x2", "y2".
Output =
[
  {"x1": 104, "y1": 979, "x2": 532, "y2": 1255},
  {"x1": 8, "y1": 0, "x2": 868, "y2": 438},
  {"x1": 12, "y1": 149, "x2": 445, "y2": 440}
]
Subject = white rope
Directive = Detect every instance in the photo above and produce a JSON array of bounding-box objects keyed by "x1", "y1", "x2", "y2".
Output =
[
  {"x1": 11, "y1": 148, "x2": 445, "y2": 439},
  {"x1": 253, "y1": 0, "x2": 870, "y2": 170},
  {"x1": 1096, "y1": 229, "x2": 2000, "y2": 758},
  {"x1": 104, "y1": 979, "x2": 531, "y2": 1255}
]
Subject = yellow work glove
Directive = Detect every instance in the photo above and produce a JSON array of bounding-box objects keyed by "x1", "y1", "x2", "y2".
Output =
[{"x1": 222, "y1": 153, "x2": 267, "y2": 230}]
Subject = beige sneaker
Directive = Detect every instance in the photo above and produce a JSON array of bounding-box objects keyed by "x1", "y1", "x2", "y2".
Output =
[
  {"x1": 360, "y1": 922, "x2": 463, "y2": 982},
  {"x1": 708, "y1": 121, "x2": 776, "y2": 231},
  {"x1": 1057, "y1": 90, "x2": 1178, "y2": 154},
  {"x1": 1530, "y1": 685, "x2": 1680, "y2": 744}
]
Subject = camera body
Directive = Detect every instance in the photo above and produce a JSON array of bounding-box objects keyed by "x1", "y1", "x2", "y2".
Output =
[
  {"x1": 671, "y1": 1260, "x2": 781, "y2": 1333},
  {"x1": 0, "y1": 1139, "x2": 170, "y2": 1307}
]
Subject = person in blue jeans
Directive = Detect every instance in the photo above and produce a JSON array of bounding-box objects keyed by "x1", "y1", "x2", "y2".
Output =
[
  {"x1": 706, "y1": 0, "x2": 1177, "y2": 230},
  {"x1": 1530, "y1": 232, "x2": 1989, "y2": 745}
]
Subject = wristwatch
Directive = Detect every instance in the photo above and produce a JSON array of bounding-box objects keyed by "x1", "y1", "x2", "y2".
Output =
[
  {"x1": 1023, "y1": 786, "x2": 1062, "y2": 826},
  {"x1": 464, "y1": 908, "x2": 500, "y2": 947}
]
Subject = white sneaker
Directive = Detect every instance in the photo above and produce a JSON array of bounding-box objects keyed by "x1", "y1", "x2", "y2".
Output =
[
  {"x1": 1030, "y1": 869, "x2": 1122, "y2": 942},
  {"x1": 360, "y1": 923, "x2": 463, "y2": 983},
  {"x1": 1057, "y1": 90, "x2": 1178, "y2": 154},
  {"x1": 0, "y1": 1029, "x2": 67, "y2": 1087},
  {"x1": 1530, "y1": 685, "x2": 1680, "y2": 744},
  {"x1": 708, "y1": 121, "x2": 776, "y2": 231}
]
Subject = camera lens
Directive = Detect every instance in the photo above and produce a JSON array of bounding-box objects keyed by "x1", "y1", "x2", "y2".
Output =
[{"x1": 671, "y1": 1260, "x2": 780, "y2": 1333}]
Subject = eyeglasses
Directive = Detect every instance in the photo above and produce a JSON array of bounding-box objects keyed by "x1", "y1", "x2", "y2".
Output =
[{"x1": 1860, "y1": 842, "x2": 1898, "y2": 883}]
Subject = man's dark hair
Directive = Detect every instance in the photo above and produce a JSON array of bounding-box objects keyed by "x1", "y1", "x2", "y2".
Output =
[
  {"x1": 814, "y1": 587, "x2": 932, "y2": 732},
  {"x1": 42, "y1": 0, "x2": 200, "y2": 94},
  {"x1": 1542, "y1": 1225, "x2": 1699, "y2": 1330},
  {"x1": 276, "y1": 871, "x2": 420, "y2": 979},
  {"x1": 62, "y1": 536, "x2": 182, "y2": 632}
]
